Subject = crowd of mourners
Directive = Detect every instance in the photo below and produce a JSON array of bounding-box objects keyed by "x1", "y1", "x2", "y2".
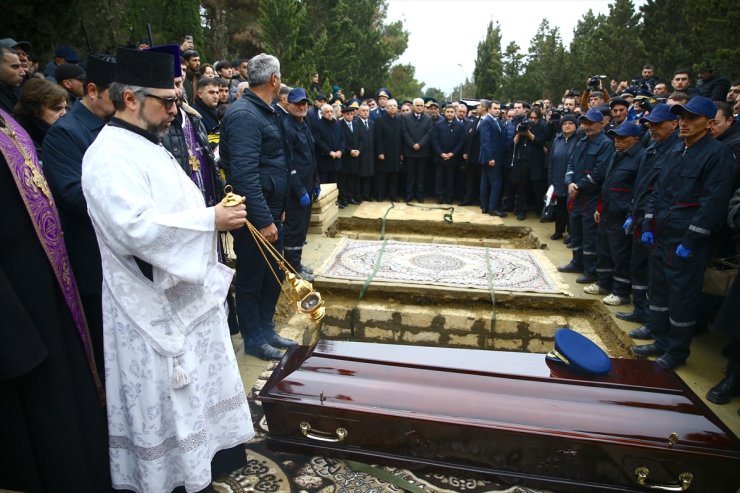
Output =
[{"x1": 1, "y1": 32, "x2": 740, "y2": 493}]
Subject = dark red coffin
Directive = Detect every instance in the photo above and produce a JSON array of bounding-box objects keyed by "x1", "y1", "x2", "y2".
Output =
[{"x1": 259, "y1": 340, "x2": 740, "y2": 492}]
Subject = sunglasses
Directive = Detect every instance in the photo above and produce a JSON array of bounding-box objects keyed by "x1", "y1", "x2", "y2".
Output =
[{"x1": 144, "y1": 93, "x2": 178, "y2": 110}]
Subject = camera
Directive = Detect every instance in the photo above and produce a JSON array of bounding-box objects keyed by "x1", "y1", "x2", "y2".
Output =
[
  {"x1": 550, "y1": 108, "x2": 563, "y2": 121},
  {"x1": 516, "y1": 121, "x2": 531, "y2": 133},
  {"x1": 565, "y1": 88, "x2": 580, "y2": 97},
  {"x1": 588, "y1": 75, "x2": 606, "y2": 88}
]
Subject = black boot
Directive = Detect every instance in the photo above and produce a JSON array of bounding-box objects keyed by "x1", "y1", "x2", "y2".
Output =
[{"x1": 707, "y1": 364, "x2": 740, "y2": 404}]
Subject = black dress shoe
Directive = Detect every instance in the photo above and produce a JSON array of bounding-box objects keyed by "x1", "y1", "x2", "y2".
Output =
[
  {"x1": 706, "y1": 367, "x2": 740, "y2": 404},
  {"x1": 263, "y1": 331, "x2": 298, "y2": 349},
  {"x1": 628, "y1": 325, "x2": 653, "y2": 339},
  {"x1": 482, "y1": 209, "x2": 489, "y2": 214},
  {"x1": 349, "y1": 199, "x2": 359, "y2": 205},
  {"x1": 631, "y1": 343, "x2": 663, "y2": 357},
  {"x1": 337, "y1": 201, "x2": 346, "y2": 209},
  {"x1": 437, "y1": 199, "x2": 444, "y2": 204},
  {"x1": 575, "y1": 274, "x2": 597, "y2": 284},
  {"x1": 655, "y1": 354, "x2": 685, "y2": 370},
  {"x1": 550, "y1": 232, "x2": 563, "y2": 240},
  {"x1": 557, "y1": 261, "x2": 583, "y2": 273},
  {"x1": 616, "y1": 311, "x2": 645, "y2": 324},
  {"x1": 245, "y1": 343, "x2": 285, "y2": 360},
  {"x1": 516, "y1": 212, "x2": 526, "y2": 221},
  {"x1": 417, "y1": 198, "x2": 425, "y2": 203}
]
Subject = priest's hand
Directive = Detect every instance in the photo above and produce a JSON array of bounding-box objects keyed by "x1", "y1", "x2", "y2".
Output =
[
  {"x1": 260, "y1": 223, "x2": 278, "y2": 243},
  {"x1": 214, "y1": 202, "x2": 247, "y2": 231}
]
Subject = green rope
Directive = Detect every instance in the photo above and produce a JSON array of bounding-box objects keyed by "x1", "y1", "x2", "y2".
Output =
[
  {"x1": 345, "y1": 459, "x2": 428, "y2": 493},
  {"x1": 485, "y1": 247, "x2": 497, "y2": 338},
  {"x1": 348, "y1": 202, "x2": 395, "y2": 338},
  {"x1": 404, "y1": 201, "x2": 455, "y2": 223}
]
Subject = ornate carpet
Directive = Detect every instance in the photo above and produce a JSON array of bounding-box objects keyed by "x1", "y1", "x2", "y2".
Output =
[
  {"x1": 213, "y1": 364, "x2": 550, "y2": 493},
  {"x1": 318, "y1": 239, "x2": 568, "y2": 294}
]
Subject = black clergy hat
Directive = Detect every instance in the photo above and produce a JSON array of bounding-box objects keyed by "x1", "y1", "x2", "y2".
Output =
[
  {"x1": 85, "y1": 53, "x2": 116, "y2": 88},
  {"x1": 115, "y1": 47, "x2": 174, "y2": 89},
  {"x1": 145, "y1": 45, "x2": 182, "y2": 78}
]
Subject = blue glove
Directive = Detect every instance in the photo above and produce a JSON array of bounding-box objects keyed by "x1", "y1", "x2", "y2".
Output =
[
  {"x1": 641, "y1": 231, "x2": 654, "y2": 246},
  {"x1": 622, "y1": 216, "x2": 633, "y2": 234},
  {"x1": 312, "y1": 185, "x2": 321, "y2": 201},
  {"x1": 675, "y1": 244, "x2": 692, "y2": 258},
  {"x1": 299, "y1": 192, "x2": 310, "y2": 208}
]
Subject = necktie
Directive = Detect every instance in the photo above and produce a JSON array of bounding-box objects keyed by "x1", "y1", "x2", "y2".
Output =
[
  {"x1": 348, "y1": 122, "x2": 353, "y2": 133},
  {"x1": 363, "y1": 120, "x2": 368, "y2": 130}
]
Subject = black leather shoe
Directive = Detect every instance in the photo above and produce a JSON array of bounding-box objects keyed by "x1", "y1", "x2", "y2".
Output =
[
  {"x1": 490, "y1": 210, "x2": 508, "y2": 217},
  {"x1": 550, "y1": 232, "x2": 563, "y2": 240},
  {"x1": 706, "y1": 367, "x2": 740, "y2": 404},
  {"x1": 575, "y1": 274, "x2": 597, "y2": 284},
  {"x1": 557, "y1": 262, "x2": 583, "y2": 274},
  {"x1": 263, "y1": 331, "x2": 298, "y2": 349},
  {"x1": 516, "y1": 212, "x2": 526, "y2": 221},
  {"x1": 417, "y1": 198, "x2": 425, "y2": 203},
  {"x1": 628, "y1": 325, "x2": 653, "y2": 339},
  {"x1": 349, "y1": 199, "x2": 359, "y2": 205},
  {"x1": 631, "y1": 343, "x2": 663, "y2": 357},
  {"x1": 616, "y1": 311, "x2": 645, "y2": 323},
  {"x1": 655, "y1": 354, "x2": 685, "y2": 370},
  {"x1": 245, "y1": 343, "x2": 285, "y2": 360},
  {"x1": 481, "y1": 209, "x2": 489, "y2": 214},
  {"x1": 337, "y1": 201, "x2": 346, "y2": 209}
]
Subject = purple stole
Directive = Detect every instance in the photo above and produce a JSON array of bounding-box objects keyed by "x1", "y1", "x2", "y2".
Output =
[
  {"x1": 182, "y1": 111, "x2": 216, "y2": 206},
  {"x1": 0, "y1": 109, "x2": 104, "y2": 403}
]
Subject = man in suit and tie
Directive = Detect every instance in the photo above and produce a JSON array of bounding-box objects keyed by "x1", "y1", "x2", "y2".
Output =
[
  {"x1": 401, "y1": 97, "x2": 433, "y2": 202},
  {"x1": 478, "y1": 99, "x2": 507, "y2": 217}
]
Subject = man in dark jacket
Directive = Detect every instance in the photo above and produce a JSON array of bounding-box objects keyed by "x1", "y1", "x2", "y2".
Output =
[
  {"x1": 431, "y1": 104, "x2": 465, "y2": 204},
  {"x1": 339, "y1": 105, "x2": 362, "y2": 204},
  {"x1": 461, "y1": 104, "x2": 482, "y2": 206},
  {"x1": 635, "y1": 96, "x2": 735, "y2": 369},
  {"x1": 357, "y1": 103, "x2": 375, "y2": 201},
  {"x1": 712, "y1": 101, "x2": 740, "y2": 188},
  {"x1": 374, "y1": 99, "x2": 402, "y2": 201},
  {"x1": 617, "y1": 104, "x2": 680, "y2": 329},
  {"x1": 401, "y1": 97, "x2": 433, "y2": 202},
  {"x1": 220, "y1": 53, "x2": 294, "y2": 361},
  {"x1": 559, "y1": 108, "x2": 613, "y2": 283},
  {"x1": 42, "y1": 53, "x2": 116, "y2": 377},
  {"x1": 587, "y1": 122, "x2": 646, "y2": 307},
  {"x1": 193, "y1": 77, "x2": 220, "y2": 134},
  {"x1": 283, "y1": 88, "x2": 320, "y2": 280},
  {"x1": 0, "y1": 47, "x2": 24, "y2": 114},
  {"x1": 696, "y1": 63, "x2": 731, "y2": 102},
  {"x1": 312, "y1": 103, "x2": 344, "y2": 199},
  {"x1": 478, "y1": 99, "x2": 506, "y2": 216}
]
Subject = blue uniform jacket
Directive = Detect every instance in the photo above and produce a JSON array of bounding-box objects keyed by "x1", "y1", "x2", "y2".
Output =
[
  {"x1": 283, "y1": 116, "x2": 319, "y2": 199},
  {"x1": 629, "y1": 131, "x2": 681, "y2": 225},
  {"x1": 643, "y1": 133, "x2": 735, "y2": 250},
  {"x1": 565, "y1": 131, "x2": 612, "y2": 207},
  {"x1": 220, "y1": 89, "x2": 289, "y2": 229},
  {"x1": 599, "y1": 142, "x2": 646, "y2": 223},
  {"x1": 42, "y1": 102, "x2": 105, "y2": 295}
]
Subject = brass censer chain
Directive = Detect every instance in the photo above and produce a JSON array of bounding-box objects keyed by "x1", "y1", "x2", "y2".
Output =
[{"x1": 221, "y1": 186, "x2": 325, "y2": 325}]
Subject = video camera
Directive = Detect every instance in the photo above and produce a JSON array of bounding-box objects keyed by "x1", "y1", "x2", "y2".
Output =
[
  {"x1": 588, "y1": 75, "x2": 606, "y2": 88},
  {"x1": 516, "y1": 121, "x2": 531, "y2": 133}
]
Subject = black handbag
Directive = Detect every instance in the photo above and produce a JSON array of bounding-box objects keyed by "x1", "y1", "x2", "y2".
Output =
[{"x1": 541, "y1": 186, "x2": 557, "y2": 222}]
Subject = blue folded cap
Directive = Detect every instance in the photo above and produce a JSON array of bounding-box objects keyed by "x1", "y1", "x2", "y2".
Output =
[
  {"x1": 607, "y1": 122, "x2": 645, "y2": 137},
  {"x1": 669, "y1": 95, "x2": 716, "y2": 119},
  {"x1": 546, "y1": 328, "x2": 612, "y2": 376},
  {"x1": 640, "y1": 103, "x2": 678, "y2": 124},
  {"x1": 579, "y1": 108, "x2": 604, "y2": 123},
  {"x1": 288, "y1": 87, "x2": 311, "y2": 104}
]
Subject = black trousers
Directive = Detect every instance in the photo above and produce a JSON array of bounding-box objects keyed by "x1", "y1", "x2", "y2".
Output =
[
  {"x1": 435, "y1": 161, "x2": 456, "y2": 201},
  {"x1": 553, "y1": 197, "x2": 569, "y2": 236},
  {"x1": 647, "y1": 241, "x2": 712, "y2": 362},
  {"x1": 405, "y1": 157, "x2": 427, "y2": 200},
  {"x1": 232, "y1": 221, "x2": 284, "y2": 351},
  {"x1": 360, "y1": 176, "x2": 373, "y2": 200},
  {"x1": 375, "y1": 171, "x2": 398, "y2": 200},
  {"x1": 595, "y1": 220, "x2": 632, "y2": 297},
  {"x1": 463, "y1": 162, "x2": 481, "y2": 204},
  {"x1": 283, "y1": 196, "x2": 312, "y2": 272},
  {"x1": 339, "y1": 172, "x2": 359, "y2": 202},
  {"x1": 629, "y1": 234, "x2": 650, "y2": 319},
  {"x1": 568, "y1": 198, "x2": 598, "y2": 275}
]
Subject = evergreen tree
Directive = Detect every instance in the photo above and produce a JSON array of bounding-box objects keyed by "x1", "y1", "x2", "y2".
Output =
[
  {"x1": 499, "y1": 41, "x2": 525, "y2": 102},
  {"x1": 522, "y1": 20, "x2": 569, "y2": 101},
  {"x1": 472, "y1": 21, "x2": 503, "y2": 99},
  {"x1": 388, "y1": 63, "x2": 424, "y2": 102},
  {"x1": 640, "y1": 0, "x2": 693, "y2": 80}
]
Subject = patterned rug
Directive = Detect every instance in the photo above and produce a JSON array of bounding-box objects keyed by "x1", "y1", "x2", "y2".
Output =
[
  {"x1": 213, "y1": 364, "x2": 550, "y2": 493},
  {"x1": 318, "y1": 239, "x2": 568, "y2": 294}
]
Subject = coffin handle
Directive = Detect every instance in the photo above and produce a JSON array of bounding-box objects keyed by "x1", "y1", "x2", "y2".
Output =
[
  {"x1": 634, "y1": 467, "x2": 693, "y2": 491},
  {"x1": 300, "y1": 421, "x2": 348, "y2": 443}
]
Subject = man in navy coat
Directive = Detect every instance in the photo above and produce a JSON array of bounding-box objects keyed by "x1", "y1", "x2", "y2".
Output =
[
  {"x1": 431, "y1": 104, "x2": 465, "y2": 204},
  {"x1": 478, "y1": 99, "x2": 506, "y2": 216},
  {"x1": 42, "y1": 53, "x2": 116, "y2": 377}
]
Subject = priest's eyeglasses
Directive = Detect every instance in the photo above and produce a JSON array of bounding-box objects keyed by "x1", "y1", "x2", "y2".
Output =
[{"x1": 144, "y1": 93, "x2": 179, "y2": 110}]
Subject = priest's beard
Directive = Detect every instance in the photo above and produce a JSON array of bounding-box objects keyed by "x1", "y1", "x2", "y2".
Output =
[{"x1": 138, "y1": 106, "x2": 172, "y2": 141}]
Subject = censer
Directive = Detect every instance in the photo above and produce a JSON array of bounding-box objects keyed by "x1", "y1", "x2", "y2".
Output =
[{"x1": 221, "y1": 186, "x2": 324, "y2": 346}]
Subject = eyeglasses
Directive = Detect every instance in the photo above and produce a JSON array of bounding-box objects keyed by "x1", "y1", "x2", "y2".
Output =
[{"x1": 144, "y1": 93, "x2": 178, "y2": 110}]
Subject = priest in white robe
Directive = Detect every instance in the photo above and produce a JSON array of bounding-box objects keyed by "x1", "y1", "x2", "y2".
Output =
[{"x1": 82, "y1": 47, "x2": 253, "y2": 493}]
